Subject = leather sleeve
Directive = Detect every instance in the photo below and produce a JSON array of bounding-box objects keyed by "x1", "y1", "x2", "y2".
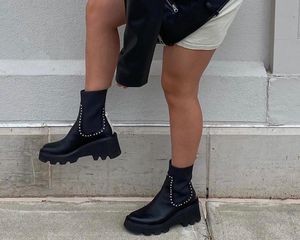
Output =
[{"x1": 115, "y1": 0, "x2": 163, "y2": 87}]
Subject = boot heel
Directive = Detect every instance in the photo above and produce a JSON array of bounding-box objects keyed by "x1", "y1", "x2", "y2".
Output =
[
  {"x1": 177, "y1": 199, "x2": 201, "y2": 227},
  {"x1": 89, "y1": 132, "x2": 121, "y2": 160}
]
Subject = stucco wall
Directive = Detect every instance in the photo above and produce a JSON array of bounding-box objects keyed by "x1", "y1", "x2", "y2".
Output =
[{"x1": 1, "y1": 0, "x2": 273, "y2": 65}]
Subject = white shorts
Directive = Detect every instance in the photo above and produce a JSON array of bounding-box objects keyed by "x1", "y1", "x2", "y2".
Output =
[{"x1": 176, "y1": 0, "x2": 244, "y2": 50}]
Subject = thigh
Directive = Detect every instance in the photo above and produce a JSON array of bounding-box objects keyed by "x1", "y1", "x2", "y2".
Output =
[{"x1": 161, "y1": 44, "x2": 215, "y2": 95}]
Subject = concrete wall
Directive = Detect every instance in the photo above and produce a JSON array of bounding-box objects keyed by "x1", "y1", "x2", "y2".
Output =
[
  {"x1": 1, "y1": 126, "x2": 299, "y2": 199},
  {"x1": 0, "y1": 0, "x2": 282, "y2": 124},
  {"x1": 0, "y1": 0, "x2": 300, "y2": 199},
  {"x1": 1, "y1": 0, "x2": 273, "y2": 63}
]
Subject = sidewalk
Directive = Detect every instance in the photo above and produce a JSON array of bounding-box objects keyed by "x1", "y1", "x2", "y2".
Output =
[{"x1": 0, "y1": 198, "x2": 299, "y2": 240}]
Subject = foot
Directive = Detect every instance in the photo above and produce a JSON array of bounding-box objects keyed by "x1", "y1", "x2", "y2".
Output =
[
  {"x1": 123, "y1": 172, "x2": 201, "y2": 235},
  {"x1": 38, "y1": 89, "x2": 121, "y2": 165}
]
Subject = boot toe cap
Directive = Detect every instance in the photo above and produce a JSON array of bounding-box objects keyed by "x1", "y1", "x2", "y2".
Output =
[
  {"x1": 125, "y1": 206, "x2": 166, "y2": 225},
  {"x1": 125, "y1": 207, "x2": 149, "y2": 223},
  {"x1": 39, "y1": 141, "x2": 63, "y2": 154}
]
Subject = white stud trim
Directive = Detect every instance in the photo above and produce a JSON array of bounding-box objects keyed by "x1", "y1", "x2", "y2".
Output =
[
  {"x1": 167, "y1": 174, "x2": 194, "y2": 208},
  {"x1": 78, "y1": 104, "x2": 106, "y2": 137}
]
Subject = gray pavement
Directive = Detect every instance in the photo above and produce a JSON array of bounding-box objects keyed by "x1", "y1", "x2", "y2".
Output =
[
  {"x1": 0, "y1": 198, "x2": 299, "y2": 240},
  {"x1": 206, "y1": 201, "x2": 300, "y2": 240},
  {"x1": 0, "y1": 199, "x2": 209, "y2": 240}
]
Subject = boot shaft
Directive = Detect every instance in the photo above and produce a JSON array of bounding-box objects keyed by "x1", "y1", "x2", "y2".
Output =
[{"x1": 78, "y1": 89, "x2": 114, "y2": 137}]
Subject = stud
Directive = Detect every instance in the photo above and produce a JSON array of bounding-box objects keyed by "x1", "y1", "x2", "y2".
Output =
[
  {"x1": 167, "y1": 174, "x2": 194, "y2": 208},
  {"x1": 78, "y1": 104, "x2": 107, "y2": 137}
]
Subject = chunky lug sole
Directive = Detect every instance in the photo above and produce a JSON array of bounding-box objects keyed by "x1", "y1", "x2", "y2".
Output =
[
  {"x1": 38, "y1": 132, "x2": 121, "y2": 165},
  {"x1": 124, "y1": 198, "x2": 201, "y2": 236}
]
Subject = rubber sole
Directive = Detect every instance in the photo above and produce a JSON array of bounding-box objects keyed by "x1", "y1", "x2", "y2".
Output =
[
  {"x1": 38, "y1": 132, "x2": 121, "y2": 165},
  {"x1": 123, "y1": 198, "x2": 201, "y2": 236}
]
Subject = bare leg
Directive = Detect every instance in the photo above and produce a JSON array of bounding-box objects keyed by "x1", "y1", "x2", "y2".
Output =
[
  {"x1": 85, "y1": 0, "x2": 127, "y2": 91},
  {"x1": 161, "y1": 44, "x2": 216, "y2": 168}
]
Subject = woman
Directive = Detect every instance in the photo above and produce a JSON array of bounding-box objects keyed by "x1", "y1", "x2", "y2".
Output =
[{"x1": 39, "y1": 0, "x2": 244, "y2": 235}]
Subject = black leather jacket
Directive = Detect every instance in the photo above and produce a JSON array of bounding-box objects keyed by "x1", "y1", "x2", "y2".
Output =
[
  {"x1": 115, "y1": 0, "x2": 230, "y2": 88},
  {"x1": 115, "y1": 0, "x2": 163, "y2": 87}
]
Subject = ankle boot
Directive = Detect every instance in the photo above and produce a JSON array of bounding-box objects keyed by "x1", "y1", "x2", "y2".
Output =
[
  {"x1": 124, "y1": 159, "x2": 201, "y2": 235},
  {"x1": 38, "y1": 89, "x2": 121, "y2": 165}
]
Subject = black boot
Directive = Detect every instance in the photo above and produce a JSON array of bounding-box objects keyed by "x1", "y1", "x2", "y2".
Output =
[
  {"x1": 124, "y1": 159, "x2": 201, "y2": 235},
  {"x1": 38, "y1": 88, "x2": 121, "y2": 165}
]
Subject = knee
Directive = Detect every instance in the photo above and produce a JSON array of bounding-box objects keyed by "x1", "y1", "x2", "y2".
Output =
[
  {"x1": 161, "y1": 73, "x2": 196, "y2": 106},
  {"x1": 86, "y1": 0, "x2": 114, "y2": 26}
]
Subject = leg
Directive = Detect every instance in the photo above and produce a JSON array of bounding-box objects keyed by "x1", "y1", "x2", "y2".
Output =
[
  {"x1": 38, "y1": 0, "x2": 126, "y2": 164},
  {"x1": 85, "y1": 0, "x2": 126, "y2": 91},
  {"x1": 161, "y1": 44, "x2": 216, "y2": 168},
  {"x1": 123, "y1": 45, "x2": 215, "y2": 235}
]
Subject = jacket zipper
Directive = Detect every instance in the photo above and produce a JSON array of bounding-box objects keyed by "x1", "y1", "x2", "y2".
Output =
[{"x1": 166, "y1": 0, "x2": 179, "y2": 13}]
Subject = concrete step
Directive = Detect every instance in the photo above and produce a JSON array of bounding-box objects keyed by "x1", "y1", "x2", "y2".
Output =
[
  {"x1": 0, "y1": 198, "x2": 209, "y2": 240},
  {"x1": 0, "y1": 198, "x2": 299, "y2": 240},
  {"x1": 206, "y1": 199, "x2": 300, "y2": 240},
  {"x1": 0, "y1": 126, "x2": 299, "y2": 198},
  {"x1": 3, "y1": 58, "x2": 300, "y2": 125},
  {"x1": 0, "y1": 60, "x2": 268, "y2": 124}
]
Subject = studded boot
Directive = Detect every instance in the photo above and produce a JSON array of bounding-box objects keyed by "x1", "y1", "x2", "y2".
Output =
[
  {"x1": 123, "y1": 159, "x2": 201, "y2": 235},
  {"x1": 38, "y1": 88, "x2": 121, "y2": 165}
]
